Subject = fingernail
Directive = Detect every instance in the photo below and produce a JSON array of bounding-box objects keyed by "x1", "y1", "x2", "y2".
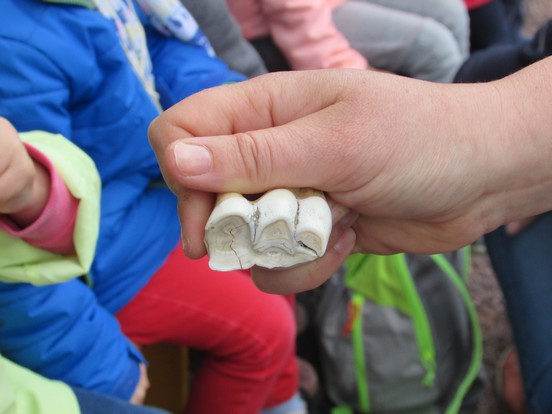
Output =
[
  {"x1": 333, "y1": 228, "x2": 356, "y2": 254},
  {"x1": 504, "y1": 223, "x2": 517, "y2": 235},
  {"x1": 173, "y1": 142, "x2": 212, "y2": 176},
  {"x1": 339, "y1": 211, "x2": 359, "y2": 228},
  {"x1": 331, "y1": 204, "x2": 350, "y2": 225}
]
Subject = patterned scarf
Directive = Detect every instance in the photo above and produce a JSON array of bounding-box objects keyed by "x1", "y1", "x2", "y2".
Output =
[
  {"x1": 92, "y1": 0, "x2": 214, "y2": 109},
  {"x1": 134, "y1": 0, "x2": 214, "y2": 56}
]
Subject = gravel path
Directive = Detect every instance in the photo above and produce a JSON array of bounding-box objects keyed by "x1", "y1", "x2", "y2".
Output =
[{"x1": 468, "y1": 249, "x2": 512, "y2": 414}]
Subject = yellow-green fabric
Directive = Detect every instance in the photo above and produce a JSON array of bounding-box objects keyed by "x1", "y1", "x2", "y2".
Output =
[
  {"x1": 42, "y1": 0, "x2": 94, "y2": 8},
  {"x1": 0, "y1": 131, "x2": 101, "y2": 285},
  {"x1": 0, "y1": 356, "x2": 79, "y2": 414},
  {"x1": 0, "y1": 130, "x2": 101, "y2": 414}
]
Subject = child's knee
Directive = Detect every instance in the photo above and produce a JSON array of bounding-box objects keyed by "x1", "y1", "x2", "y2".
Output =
[
  {"x1": 225, "y1": 295, "x2": 296, "y2": 380},
  {"x1": 409, "y1": 19, "x2": 464, "y2": 82},
  {"x1": 419, "y1": 0, "x2": 470, "y2": 56},
  {"x1": 253, "y1": 295, "x2": 297, "y2": 359}
]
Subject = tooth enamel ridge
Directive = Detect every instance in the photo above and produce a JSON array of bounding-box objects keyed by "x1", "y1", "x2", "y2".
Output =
[{"x1": 204, "y1": 188, "x2": 332, "y2": 271}]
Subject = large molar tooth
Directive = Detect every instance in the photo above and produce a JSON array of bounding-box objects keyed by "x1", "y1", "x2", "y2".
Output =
[
  {"x1": 204, "y1": 189, "x2": 332, "y2": 271},
  {"x1": 252, "y1": 189, "x2": 298, "y2": 254},
  {"x1": 204, "y1": 193, "x2": 257, "y2": 271}
]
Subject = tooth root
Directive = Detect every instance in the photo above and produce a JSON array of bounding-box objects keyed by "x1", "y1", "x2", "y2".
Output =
[{"x1": 204, "y1": 188, "x2": 332, "y2": 271}]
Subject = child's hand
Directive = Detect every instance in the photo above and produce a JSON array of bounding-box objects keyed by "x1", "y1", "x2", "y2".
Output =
[
  {"x1": 505, "y1": 217, "x2": 537, "y2": 235},
  {"x1": 0, "y1": 117, "x2": 50, "y2": 226},
  {"x1": 130, "y1": 363, "x2": 150, "y2": 405}
]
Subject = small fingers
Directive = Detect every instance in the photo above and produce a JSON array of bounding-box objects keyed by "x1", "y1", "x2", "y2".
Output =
[{"x1": 505, "y1": 216, "x2": 537, "y2": 235}]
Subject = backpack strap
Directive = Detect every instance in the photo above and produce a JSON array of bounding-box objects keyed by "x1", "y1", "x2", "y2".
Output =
[
  {"x1": 346, "y1": 254, "x2": 438, "y2": 389},
  {"x1": 345, "y1": 249, "x2": 481, "y2": 413},
  {"x1": 351, "y1": 293, "x2": 370, "y2": 412},
  {"x1": 331, "y1": 406, "x2": 354, "y2": 414},
  {"x1": 462, "y1": 245, "x2": 472, "y2": 281},
  {"x1": 430, "y1": 251, "x2": 483, "y2": 414}
]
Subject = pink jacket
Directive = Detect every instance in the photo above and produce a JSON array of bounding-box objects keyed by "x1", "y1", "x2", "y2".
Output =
[
  {"x1": 227, "y1": 0, "x2": 368, "y2": 70},
  {"x1": 463, "y1": 0, "x2": 492, "y2": 10}
]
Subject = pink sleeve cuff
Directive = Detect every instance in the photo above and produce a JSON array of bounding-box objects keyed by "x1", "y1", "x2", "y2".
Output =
[{"x1": 0, "y1": 143, "x2": 79, "y2": 255}]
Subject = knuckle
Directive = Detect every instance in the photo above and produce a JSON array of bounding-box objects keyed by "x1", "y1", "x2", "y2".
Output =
[
  {"x1": 0, "y1": 170, "x2": 33, "y2": 213},
  {"x1": 233, "y1": 131, "x2": 273, "y2": 186}
]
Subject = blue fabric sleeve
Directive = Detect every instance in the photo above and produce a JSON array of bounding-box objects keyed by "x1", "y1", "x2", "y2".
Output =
[
  {"x1": 0, "y1": 5, "x2": 150, "y2": 399},
  {"x1": 0, "y1": 280, "x2": 144, "y2": 400},
  {"x1": 0, "y1": 13, "x2": 163, "y2": 183},
  {"x1": 0, "y1": 38, "x2": 73, "y2": 137}
]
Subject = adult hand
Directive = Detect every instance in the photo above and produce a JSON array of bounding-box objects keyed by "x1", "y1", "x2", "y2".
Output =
[
  {"x1": 149, "y1": 60, "x2": 552, "y2": 293},
  {"x1": 0, "y1": 117, "x2": 50, "y2": 226}
]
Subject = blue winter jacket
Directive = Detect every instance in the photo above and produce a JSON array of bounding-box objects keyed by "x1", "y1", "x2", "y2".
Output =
[{"x1": 0, "y1": 0, "x2": 246, "y2": 400}]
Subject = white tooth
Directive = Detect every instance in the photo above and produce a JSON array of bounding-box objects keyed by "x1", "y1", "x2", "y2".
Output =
[
  {"x1": 252, "y1": 189, "x2": 297, "y2": 254},
  {"x1": 294, "y1": 190, "x2": 332, "y2": 257},
  {"x1": 204, "y1": 193, "x2": 257, "y2": 271},
  {"x1": 204, "y1": 189, "x2": 332, "y2": 271}
]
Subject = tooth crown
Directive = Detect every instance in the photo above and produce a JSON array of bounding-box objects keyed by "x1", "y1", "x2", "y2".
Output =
[{"x1": 204, "y1": 188, "x2": 332, "y2": 271}]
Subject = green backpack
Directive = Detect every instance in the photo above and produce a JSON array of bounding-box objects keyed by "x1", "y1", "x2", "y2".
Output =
[{"x1": 315, "y1": 248, "x2": 484, "y2": 414}]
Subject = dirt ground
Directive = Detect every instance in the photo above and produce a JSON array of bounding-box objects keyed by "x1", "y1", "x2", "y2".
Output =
[
  {"x1": 524, "y1": 0, "x2": 552, "y2": 34},
  {"x1": 468, "y1": 249, "x2": 512, "y2": 414}
]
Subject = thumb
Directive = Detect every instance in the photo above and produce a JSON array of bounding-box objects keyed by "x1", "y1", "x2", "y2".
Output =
[
  {"x1": 164, "y1": 122, "x2": 330, "y2": 194},
  {"x1": 149, "y1": 70, "x2": 352, "y2": 196}
]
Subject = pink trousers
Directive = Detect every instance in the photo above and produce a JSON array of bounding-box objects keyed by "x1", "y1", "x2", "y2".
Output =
[{"x1": 116, "y1": 246, "x2": 298, "y2": 413}]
